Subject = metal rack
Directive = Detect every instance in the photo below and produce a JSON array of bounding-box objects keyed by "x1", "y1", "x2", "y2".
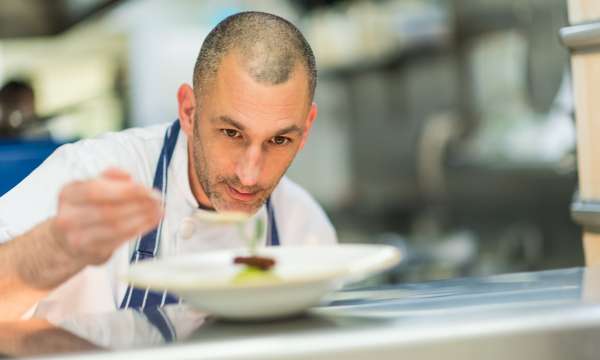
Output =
[
  {"x1": 560, "y1": 21, "x2": 600, "y2": 51},
  {"x1": 571, "y1": 193, "x2": 600, "y2": 233},
  {"x1": 560, "y1": 20, "x2": 600, "y2": 234}
]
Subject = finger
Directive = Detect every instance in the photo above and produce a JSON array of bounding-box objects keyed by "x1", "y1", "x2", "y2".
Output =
[
  {"x1": 62, "y1": 179, "x2": 161, "y2": 205},
  {"x1": 101, "y1": 168, "x2": 132, "y2": 181},
  {"x1": 67, "y1": 212, "x2": 162, "y2": 263},
  {"x1": 74, "y1": 210, "x2": 163, "y2": 251},
  {"x1": 62, "y1": 198, "x2": 163, "y2": 229}
]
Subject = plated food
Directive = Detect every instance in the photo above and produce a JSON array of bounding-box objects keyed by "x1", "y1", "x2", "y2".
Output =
[
  {"x1": 124, "y1": 244, "x2": 402, "y2": 320},
  {"x1": 194, "y1": 210, "x2": 278, "y2": 285},
  {"x1": 124, "y1": 210, "x2": 401, "y2": 319},
  {"x1": 232, "y1": 255, "x2": 279, "y2": 284}
]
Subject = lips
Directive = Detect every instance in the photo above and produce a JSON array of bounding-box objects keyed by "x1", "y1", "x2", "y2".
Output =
[{"x1": 227, "y1": 185, "x2": 258, "y2": 202}]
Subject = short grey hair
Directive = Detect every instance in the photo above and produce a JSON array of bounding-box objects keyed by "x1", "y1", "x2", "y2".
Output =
[{"x1": 193, "y1": 11, "x2": 317, "y2": 103}]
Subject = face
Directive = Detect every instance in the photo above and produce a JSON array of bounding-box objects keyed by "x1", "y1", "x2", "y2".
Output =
[{"x1": 178, "y1": 52, "x2": 317, "y2": 214}]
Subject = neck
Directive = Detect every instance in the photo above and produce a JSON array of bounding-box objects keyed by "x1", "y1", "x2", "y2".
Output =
[{"x1": 187, "y1": 141, "x2": 214, "y2": 210}]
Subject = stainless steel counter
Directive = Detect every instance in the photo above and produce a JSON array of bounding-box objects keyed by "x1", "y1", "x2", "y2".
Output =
[{"x1": 11, "y1": 267, "x2": 600, "y2": 359}]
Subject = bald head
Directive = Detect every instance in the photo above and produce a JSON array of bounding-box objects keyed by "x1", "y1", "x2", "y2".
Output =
[{"x1": 193, "y1": 11, "x2": 317, "y2": 103}]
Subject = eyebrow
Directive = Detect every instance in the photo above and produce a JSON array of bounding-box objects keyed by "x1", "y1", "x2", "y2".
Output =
[
  {"x1": 213, "y1": 115, "x2": 245, "y2": 131},
  {"x1": 212, "y1": 116, "x2": 303, "y2": 137},
  {"x1": 274, "y1": 124, "x2": 302, "y2": 137}
]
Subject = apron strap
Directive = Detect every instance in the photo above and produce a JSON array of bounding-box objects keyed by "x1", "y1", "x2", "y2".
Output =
[
  {"x1": 140, "y1": 307, "x2": 176, "y2": 342},
  {"x1": 121, "y1": 120, "x2": 180, "y2": 310},
  {"x1": 133, "y1": 121, "x2": 180, "y2": 260},
  {"x1": 266, "y1": 198, "x2": 280, "y2": 246}
]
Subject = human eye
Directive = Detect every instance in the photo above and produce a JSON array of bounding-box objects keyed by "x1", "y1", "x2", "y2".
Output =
[
  {"x1": 221, "y1": 129, "x2": 242, "y2": 139},
  {"x1": 270, "y1": 136, "x2": 292, "y2": 146}
]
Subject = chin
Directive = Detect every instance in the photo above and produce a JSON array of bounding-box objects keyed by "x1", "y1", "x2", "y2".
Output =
[{"x1": 214, "y1": 198, "x2": 262, "y2": 215}]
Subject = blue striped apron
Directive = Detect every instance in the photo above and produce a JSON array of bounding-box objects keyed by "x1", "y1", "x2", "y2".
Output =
[{"x1": 120, "y1": 120, "x2": 280, "y2": 311}]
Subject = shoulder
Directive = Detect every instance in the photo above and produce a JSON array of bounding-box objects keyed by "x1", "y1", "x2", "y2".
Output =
[
  {"x1": 99, "y1": 123, "x2": 171, "y2": 143},
  {"x1": 66, "y1": 123, "x2": 169, "y2": 160},
  {"x1": 56, "y1": 123, "x2": 171, "y2": 182},
  {"x1": 270, "y1": 177, "x2": 337, "y2": 245}
]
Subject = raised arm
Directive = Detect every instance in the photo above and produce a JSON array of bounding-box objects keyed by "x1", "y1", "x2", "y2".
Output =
[{"x1": 0, "y1": 168, "x2": 162, "y2": 321}]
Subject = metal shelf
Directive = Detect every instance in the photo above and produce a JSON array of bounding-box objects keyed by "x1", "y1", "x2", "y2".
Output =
[
  {"x1": 560, "y1": 21, "x2": 600, "y2": 51},
  {"x1": 571, "y1": 192, "x2": 600, "y2": 233}
]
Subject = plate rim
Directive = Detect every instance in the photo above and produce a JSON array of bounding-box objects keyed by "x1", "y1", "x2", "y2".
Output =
[{"x1": 121, "y1": 244, "x2": 402, "y2": 291}]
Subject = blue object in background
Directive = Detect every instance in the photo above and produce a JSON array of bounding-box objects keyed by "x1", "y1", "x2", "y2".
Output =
[{"x1": 0, "y1": 139, "x2": 67, "y2": 196}]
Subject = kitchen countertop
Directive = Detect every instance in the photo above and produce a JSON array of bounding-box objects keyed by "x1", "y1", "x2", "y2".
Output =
[{"x1": 4, "y1": 267, "x2": 600, "y2": 360}]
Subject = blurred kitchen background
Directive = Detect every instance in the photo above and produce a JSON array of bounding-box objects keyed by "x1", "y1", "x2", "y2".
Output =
[{"x1": 0, "y1": 0, "x2": 580, "y2": 283}]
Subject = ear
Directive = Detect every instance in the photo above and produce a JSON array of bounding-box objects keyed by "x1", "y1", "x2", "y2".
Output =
[
  {"x1": 177, "y1": 84, "x2": 196, "y2": 137},
  {"x1": 299, "y1": 102, "x2": 318, "y2": 150}
]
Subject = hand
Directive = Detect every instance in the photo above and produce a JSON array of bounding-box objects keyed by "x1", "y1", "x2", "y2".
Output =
[{"x1": 50, "y1": 168, "x2": 163, "y2": 265}]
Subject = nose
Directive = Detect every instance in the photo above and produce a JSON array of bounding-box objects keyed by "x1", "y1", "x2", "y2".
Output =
[{"x1": 235, "y1": 145, "x2": 263, "y2": 188}]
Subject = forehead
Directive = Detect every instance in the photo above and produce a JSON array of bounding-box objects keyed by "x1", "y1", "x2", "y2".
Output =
[{"x1": 198, "y1": 52, "x2": 310, "y2": 128}]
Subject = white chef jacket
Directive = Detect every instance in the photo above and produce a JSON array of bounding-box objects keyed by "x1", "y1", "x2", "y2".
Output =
[{"x1": 0, "y1": 122, "x2": 337, "y2": 323}]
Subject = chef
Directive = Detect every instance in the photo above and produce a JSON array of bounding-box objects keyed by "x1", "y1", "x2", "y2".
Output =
[{"x1": 0, "y1": 11, "x2": 337, "y2": 323}]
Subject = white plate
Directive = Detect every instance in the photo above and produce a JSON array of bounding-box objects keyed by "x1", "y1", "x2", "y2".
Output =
[{"x1": 123, "y1": 244, "x2": 402, "y2": 320}]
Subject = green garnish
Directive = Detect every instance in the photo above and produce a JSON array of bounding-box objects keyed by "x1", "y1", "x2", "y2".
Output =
[{"x1": 231, "y1": 266, "x2": 280, "y2": 285}]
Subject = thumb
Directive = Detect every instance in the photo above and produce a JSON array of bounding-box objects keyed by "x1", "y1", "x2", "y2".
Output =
[{"x1": 101, "y1": 167, "x2": 131, "y2": 181}]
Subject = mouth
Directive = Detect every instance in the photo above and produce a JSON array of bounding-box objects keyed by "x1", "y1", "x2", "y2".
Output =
[{"x1": 227, "y1": 185, "x2": 259, "y2": 202}]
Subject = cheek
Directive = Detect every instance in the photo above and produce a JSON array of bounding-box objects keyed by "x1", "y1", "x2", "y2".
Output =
[
  {"x1": 262, "y1": 147, "x2": 298, "y2": 179},
  {"x1": 206, "y1": 141, "x2": 240, "y2": 176}
]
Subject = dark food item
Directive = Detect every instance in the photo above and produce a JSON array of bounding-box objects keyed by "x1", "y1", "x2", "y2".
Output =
[{"x1": 234, "y1": 256, "x2": 276, "y2": 271}]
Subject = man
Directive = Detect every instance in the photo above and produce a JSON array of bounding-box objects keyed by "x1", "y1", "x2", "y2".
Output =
[{"x1": 0, "y1": 11, "x2": 337, "y2": 322}]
